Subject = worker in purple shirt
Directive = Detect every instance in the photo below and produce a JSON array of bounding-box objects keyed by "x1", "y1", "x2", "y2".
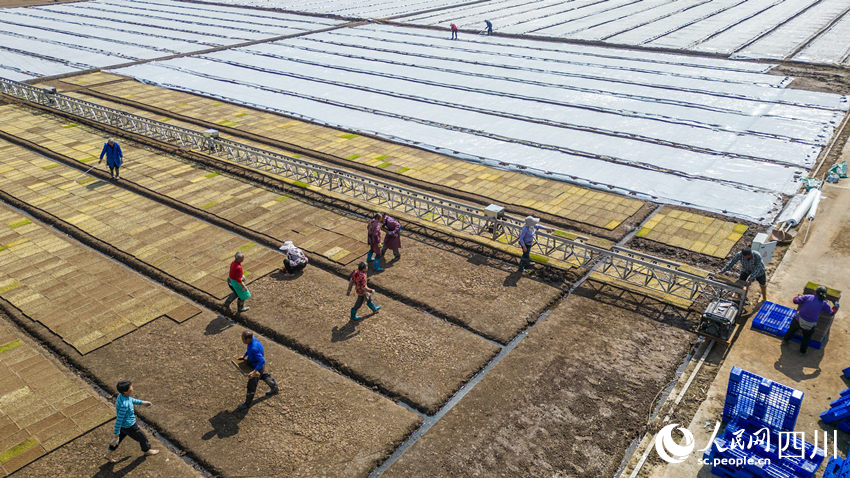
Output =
[
  {"x1": 783, "y1": 286, "x2": 838, "y2": 354},
  {"x1": 379, "y1": 213, "x2": 402, "y2": 263},
  {"x1": 518, "y1": 216, "x2": 551, "y2": 273},
  {"x1": 235, "y1": 331, "x2": 278, "y2": 410}
]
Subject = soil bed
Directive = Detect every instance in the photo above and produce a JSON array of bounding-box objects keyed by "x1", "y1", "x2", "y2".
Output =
[
  {"x1": 17, "y1": 422, "x2": 203, "y2": 478},
  {"x1": 81, "y1": 311, "x2": 420, "y2": 477},
  {"x1": 247, "y1": 267, "x2": 500, "y2": 414},
  {"x1": 365, "y1": 238, "x2": 565, "y2": 344},
  {"x1": 385, "y1": 286, "x2": 695, "y2": 477},
  {"x1": 0, "y1": 304, "x2": 420, "y2": 477}
]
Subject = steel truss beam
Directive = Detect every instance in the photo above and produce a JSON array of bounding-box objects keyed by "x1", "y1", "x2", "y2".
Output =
[{"x1": 0, "y1": 78, "x2": 744, "y2": 309}]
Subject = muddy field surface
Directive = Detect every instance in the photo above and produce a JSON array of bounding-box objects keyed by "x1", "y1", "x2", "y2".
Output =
[
  {"x1": 246, "y1": 266, "x2": 499, "y2": 413},
  {"x1": 66, "y1": 310, "x2": 419, "y2": 477},
  {"x1": 366, "y1": 239, "x2": 564, "y2": 343},
  {"x1": 17, "y1": 422, "x2": 201, "y2": 478},
  {"x1": 386, "y1": 287, "x2": 695, "y2": 477}
]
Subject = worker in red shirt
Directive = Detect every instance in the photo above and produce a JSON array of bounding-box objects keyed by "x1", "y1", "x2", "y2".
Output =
[
  {"x1": 450, "y1": 23, "x2": 458, "y2": 40},
  {"x1": 346, "y1": 262, "x2": 381, "y2": 321},
  {"x1": 224, "y1": 251, "x2": 251, "y2": 313}
]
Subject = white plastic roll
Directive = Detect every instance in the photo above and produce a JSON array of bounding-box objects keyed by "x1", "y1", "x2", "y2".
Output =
[
  {"x1": 787, "y1": 189, "x2": 819, "y2": 226},
  {"x1": 807, "y1": 189, "x2": 822, "y2": 220}
]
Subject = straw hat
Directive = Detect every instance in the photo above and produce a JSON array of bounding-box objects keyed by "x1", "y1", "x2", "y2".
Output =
[{"x1": 524, "y1": 216, "x2": 540, "y2": 227}]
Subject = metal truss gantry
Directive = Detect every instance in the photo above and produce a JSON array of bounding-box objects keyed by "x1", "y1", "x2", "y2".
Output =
[{"x1": 0, "y1": 78, "x2": 745, "y2": 309}]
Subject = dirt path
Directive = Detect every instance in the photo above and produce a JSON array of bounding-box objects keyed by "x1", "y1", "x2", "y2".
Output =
[{"x1": 386, "y1": 288, "x2": 694, "y2": 477}]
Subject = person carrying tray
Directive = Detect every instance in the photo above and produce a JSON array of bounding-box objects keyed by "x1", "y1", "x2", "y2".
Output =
[
  {"x1": 224, "y1": 251, "x2": 250, "y2": 313},
  {"x1": 783, "y1": 286, "x2": 839, "y2": 354},
  {"x1": 235, "y1": 331, "x2": 279, "y2": 410}
]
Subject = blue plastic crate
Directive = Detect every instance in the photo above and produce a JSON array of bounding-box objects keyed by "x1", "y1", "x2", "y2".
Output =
[
  {"x1": 724, "y1": 367, "x2": 803, "y2": 433},
  {"x1": 822, "y1": 455, "x2": 848, "y2": 478},
  {"x1": 752, "y1": 302, "x2": 795, "y2": 336},
  {"x1": 830, "y1": 395, "x2": 850, "y2": 407},
  {"x1": 750, "y1": 302, "x2": 823, "y2": 349},
  {"x1": 843, "y1": 367, "x2": 850, "y2": 378},
  {"x1": 723, "y1": 419, "x2": 824, "y2": 478},
  {"x1": 821, "y1": 403, "x2": 850, "y2": 423}
]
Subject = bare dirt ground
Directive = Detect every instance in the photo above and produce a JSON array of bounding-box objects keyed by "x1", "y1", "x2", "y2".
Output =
[
  {"x1": 17, "y1": 422, "x2": 202, "y2": 477},
  {"x1": 79, "y1": 311, "x2": 420, "y2": 477},
  {"x1": 247, "y1": 267, "x2": 500, "y2": 414},
  {"x1": 386, "y1": 286, "x2": 696, "y2": 477},
  {"x1": 0, "y1": 302, "x2": 420, "y2": 477},
  {"x1": 365, "y1": 238, "x2": 564, "y2": 344}
]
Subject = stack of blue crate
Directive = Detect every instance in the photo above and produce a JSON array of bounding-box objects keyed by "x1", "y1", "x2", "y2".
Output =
[
  {"x1": 703, "y1": 367, "x2": 824, "y2": 478},
  {"x1": 822, "y1": 453, "x2": 850, "y2": 478},
  {"x1": 751, "y1": 302, "x2": 824, "y2": 349},
  {"x1": 752, "y1": 302, "x2": 795, "y2": 337},
  {"x1": 818, "y1": 368, "x2": 850, "y2": 432}
]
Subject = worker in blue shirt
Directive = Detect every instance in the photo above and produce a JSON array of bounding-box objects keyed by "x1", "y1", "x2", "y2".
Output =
[
  {"x1": 235, "y1": 331, "x2": 279, "y2": 410},
  {"x1": 99, "y1": 137, "x2": 124, "y2": 180},
  {"x1": 105, "y1": 380, "x2": 158, "y2": 462},
  {"x1": 518, "y1": 216, "x2": 551, "y2": 273}
]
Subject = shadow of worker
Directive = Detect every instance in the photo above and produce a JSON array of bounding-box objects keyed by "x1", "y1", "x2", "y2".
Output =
[
  {"x1": 331, "y1": 320, "x2": 360, "y2": 342},
  {"x1": 774, "y1": 339, "x2": 824, "y2": 382},
  {"x1": 94, "y1": 455, "x2": 146, "y2": 478},
  {"x1": 204, "y1": 315, "x2": 234, "y2": 336},
  {"x1": 202, "y1": 409, "x2": 247, "y2": 440}
]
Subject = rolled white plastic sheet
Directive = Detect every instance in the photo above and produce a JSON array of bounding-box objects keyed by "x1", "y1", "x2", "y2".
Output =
[
  {"x1": 787, "y1": 188, "x2": 819, "y2": 226},
  {"x1": 807, "y1": 189, "x2": 822, "y2": 220}
]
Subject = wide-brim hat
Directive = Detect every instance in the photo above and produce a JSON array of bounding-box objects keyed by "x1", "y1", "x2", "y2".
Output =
[{"x1": 524, "y1": 216, "x2": 540, "y2": 227}]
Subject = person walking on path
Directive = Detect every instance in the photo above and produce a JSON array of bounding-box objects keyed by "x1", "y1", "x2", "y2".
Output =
[
  {"x1": 279, "y1": 240, "x2": 308, "y2": 275},
  {"x1": 366, "y1": 213, "x2": 383, "y2": 271},
  {"x1": 235, "y1": 331, "x2": 279, "y2": 410},
  {"x1": 450, "y1": 23, "x2": 459, "y2": 40},
  {"x1": 380, "y1": 213, "x2": 402, "y2": 263},
  {"x1": 783, "y1": 286, "x2": 838, "y2": 354},
  {"x1": 716, "y1": 247, "x2": 768, "y2": 302},
  {"x1": 98, "y1": 138, "x2": 124, "y2": 180},
  {"x1": 518, "y1": 216, "x2": 551, "y2": 273},
  {"x1": 484, "y1": 19, "x2": 493, "y2": 35},
  {"x1": 347, "y1": 261, "x2": 381, "y2": 321},
  {"x1": 224, "y1": 252, "x2": 250, "y2": 313},
  {"x1": 105, "y1": 380, "x2": 158, "y2": 463}
]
